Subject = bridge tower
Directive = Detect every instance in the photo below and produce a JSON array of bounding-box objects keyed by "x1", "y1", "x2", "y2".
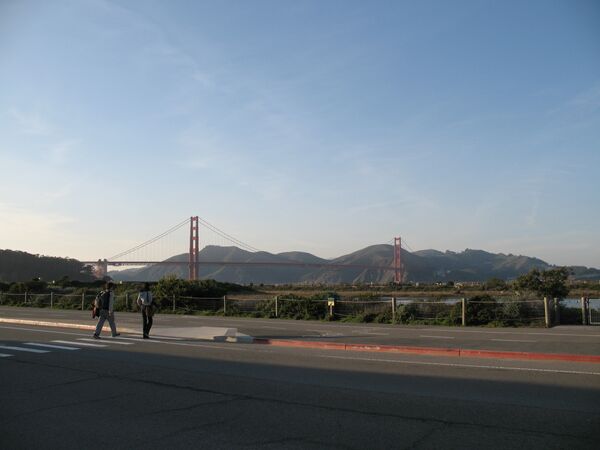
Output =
[
  {"x1": 189, "y1": 216, "x2": 199, "y2": 281},
  {"x1": 94, "y1": 259, "x2": 108, "y2": 280},
  {"x1": 394, "y1": 237, "x2": 403, "y2": 284}
]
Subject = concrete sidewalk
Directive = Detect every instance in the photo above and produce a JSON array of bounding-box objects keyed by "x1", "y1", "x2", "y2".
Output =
[{"x1": 0, "y1": 307, "x2": 250, "y2": 342}]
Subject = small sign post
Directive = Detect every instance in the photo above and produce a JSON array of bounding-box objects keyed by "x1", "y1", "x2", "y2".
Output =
[{"x1": 327, "y1": 298, "x2": 335, "y2": 318}]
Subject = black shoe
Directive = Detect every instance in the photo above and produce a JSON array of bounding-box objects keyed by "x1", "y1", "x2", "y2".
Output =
[
  {"x1": 143, "y1": 334, "x2": 149, "y2": 339},
  {"x1": 112, "y1": 333, "x2": 120, "y2": 337},
  {"x1": 93, "y1": 334, "x2": 101, "y2": 339}
]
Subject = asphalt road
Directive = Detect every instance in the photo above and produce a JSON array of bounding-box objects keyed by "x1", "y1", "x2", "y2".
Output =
[
  {"x1": 1, "y1": 306, "x2": 599, "y2": 355},
  {"x1": 1, "y1": 322, "x2": 599, "y2": 449}
]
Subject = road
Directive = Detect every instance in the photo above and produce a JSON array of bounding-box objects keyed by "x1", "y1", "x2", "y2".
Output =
[
  {"x1": 1, "y1": 317, "x2": 599, "y2": 449},
  {"x1": 1, "y1": 306, "x2": 599, "y2": 355}
]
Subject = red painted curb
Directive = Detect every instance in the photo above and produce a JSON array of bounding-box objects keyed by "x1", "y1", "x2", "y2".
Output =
[
  {"x1": 253, "y1": 338, "x2": 600, "y2": 364},
  {"x1": 253, "y1": 338, "x2": 347, "y2": 351},
  {"x1": 345, "y1": 343, "x2": 460, "y2": 357}
]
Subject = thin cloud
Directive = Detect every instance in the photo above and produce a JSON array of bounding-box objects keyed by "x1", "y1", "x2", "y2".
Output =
[
  {"x1": 49, "y1": 139, "x2": 80, "y2": 164},
  {"x1": 8, "y1": 108, "x2": 53, "y2": 136}
]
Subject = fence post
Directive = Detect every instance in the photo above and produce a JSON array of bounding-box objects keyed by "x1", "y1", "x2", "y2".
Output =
[
  {"x1": 24, "y1": 291, "x2": 28, "y2": 304},
  {"x1": 81, "y1": 292, "x2": 85, "y2": 311},
  {"x1": 125, "y1": 293, "x2": 129, "y2": 311},
  {"x1": 554, "y1": 298, "x2": 560, "y2": 325},
  {"x1": 391, "y1": 297, "x2": 396, "y2": 322},
  {"x1": 461, "y1": 298, "x2": 466, "y2": 326},
  {"x1": 274, "y1": 296, "x2": 278, "y2": 318},
  {"x1": 50, "y1": 292, "x2": 53, "y2": 309},
  {"x1": 172, "y1": 295, "x2": 176, "y2": 313},
  {"x1": 543, "y1": 297, "x2": 550, "y2": 328},
  {"x1": 581, "y1": 297, "x2": 588, "y2": 325},
  {"x1": 223, "y1": 295, "x2": 227, "y2": 315}
]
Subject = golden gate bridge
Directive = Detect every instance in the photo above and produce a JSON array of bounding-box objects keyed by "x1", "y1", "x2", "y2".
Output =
[{"x1": 83, "y1": 216, "x2": 404, "y2": 283}]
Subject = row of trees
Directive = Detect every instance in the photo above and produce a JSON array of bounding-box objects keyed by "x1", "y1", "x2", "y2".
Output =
[{"x1": 0, "y1": 268, "x2": 572, "y2": 300}]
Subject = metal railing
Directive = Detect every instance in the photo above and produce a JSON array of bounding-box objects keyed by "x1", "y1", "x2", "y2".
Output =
[{"x1": 0, "y1": 292, "x2": 596, "y2": 327}]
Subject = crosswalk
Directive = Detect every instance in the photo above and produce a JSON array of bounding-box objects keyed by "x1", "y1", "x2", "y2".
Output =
[{"x1": 0, "y1": 335, "x2": 151, "y2": 358}]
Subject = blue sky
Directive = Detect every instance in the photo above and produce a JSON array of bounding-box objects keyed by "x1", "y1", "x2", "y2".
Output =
[{"x1": 1, "y1": 0, "x2": 599, "y2": 267}]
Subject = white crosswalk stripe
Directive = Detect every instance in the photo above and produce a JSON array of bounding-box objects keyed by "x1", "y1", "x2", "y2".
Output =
[
  {"x1": 25, "y1": 342, "x2": 80, "y2": 351},
  {"x1": 112, "y1": 336, "x2": 147, "y2": 342},
  {"x1": 78, "y1": 338, "x2": 132, "y2": 345},
  {"x1": 0, "y1": 353, "x2": 12, "y2": 357},
  {"x1": 0, "y1": 345, "x2": 49, "y2": 353},
  {"x1": 52, "y1": 340, "x2": 106, "y2": 348}
]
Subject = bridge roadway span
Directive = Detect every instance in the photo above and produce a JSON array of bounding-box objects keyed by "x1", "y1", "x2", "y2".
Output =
[
  {"x1": 1, "y1": 307, "x2": 599, "y2": 449},
  {"x1": 82, "y1": 260, "x2": 399, "y2": 270}
]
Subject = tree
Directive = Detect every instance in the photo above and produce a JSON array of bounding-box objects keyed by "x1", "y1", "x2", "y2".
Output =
[
  {"x1": 485, "y1": 277, "x2": 507, "y2": 291},
  {"x1": 516, "y1": 268, "x2": 570, "y2": 299}
]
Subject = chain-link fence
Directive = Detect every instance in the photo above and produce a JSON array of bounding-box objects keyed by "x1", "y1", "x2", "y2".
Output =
[
  {"x1": 590, "y1": 299, "x2": 600, "y2": 325},
  {"x1": 466, "y1": 299, "x2": 545, "y2": 326},
  {"x1": 395, "y1": 299, "x2": 462, "y2": 325}
]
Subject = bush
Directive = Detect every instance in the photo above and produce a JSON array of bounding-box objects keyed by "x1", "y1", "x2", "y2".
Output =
[{"x1": 466, "y1": 295, "x2": 498, "y2": 325}]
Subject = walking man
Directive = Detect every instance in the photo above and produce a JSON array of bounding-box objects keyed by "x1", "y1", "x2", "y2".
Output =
[
  {"x1": 93, "y1": 282, "x2": 120, "y2": 338},
  {"x1": 136, "y1": 282, "x2": 154, "y2": 338}
]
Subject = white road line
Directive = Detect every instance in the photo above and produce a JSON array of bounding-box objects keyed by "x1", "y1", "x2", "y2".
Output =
[
  {"x1": 0, "y1": 345, "x2": 49, "y2": 353},
  {"x1": 111, "y1": 336, "x2": 148, "y2": 342},
  {"x1": 351, "y1": 329, "x2": 389, "y2": 336},
  {"x1": 0, "y1": 325, "x2": 243, "y2": 351},
  {"x1": 412, "y1": 328, "x2": 600, "y2": 338},
  {"x1": 0, "y1": 325, "x2": 91, "y2": 337},
  {"x1": 25, "y1": 342, "x2": 80, "y2": 350},
  {"x1": 316, "y1": 355, "x2": 600, "y2": 376},
  {"x1": 52, "y1": 340, "x2": 106, "y2": 348},
  {"x1": 0, "y1": 353, "x2": 12, "y2": 357},
  {"x1": 78, "y1": 338, "x2": 132, "y2": 345},
  {"x1": 144, "y1": 336, "x2": 184, "y2": 341},
  {"x1": 491, "y1": 339, "x2": 537, "y2": 343},
  {"x1": 419, "y1": 335, "x2": 455, "y2": 339}
]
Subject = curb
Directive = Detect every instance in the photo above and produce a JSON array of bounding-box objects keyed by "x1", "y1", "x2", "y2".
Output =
[
  {"x1": 0, "y1": 317, "x2": 139, "y2": 334},
  {"x1": 252, "y1": 338, "x2": 600, "y2": 364}
]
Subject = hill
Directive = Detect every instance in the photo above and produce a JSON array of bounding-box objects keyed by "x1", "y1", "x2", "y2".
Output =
[
  {"x1": 4, "y1": 246, "x2": 597, "y2": 285},
  {"x1": 109, "y1": 245, "x2": 600, "y2": 283},
  {"x1": 0, "y1": 249, "x2": 94, "y2": 282}
]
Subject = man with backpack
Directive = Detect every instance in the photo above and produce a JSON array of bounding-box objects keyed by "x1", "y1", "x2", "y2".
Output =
[{"x1": 93, "y1": 281, "x2": 120, "y2": 339}]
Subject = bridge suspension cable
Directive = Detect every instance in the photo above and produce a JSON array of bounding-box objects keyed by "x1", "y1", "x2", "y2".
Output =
[
  {"x1": 108, "y1": 218, "x2": 189, "y2": 260},
  {"x1": 196, "y1": 216, "x2": 261, "y2": 253}
]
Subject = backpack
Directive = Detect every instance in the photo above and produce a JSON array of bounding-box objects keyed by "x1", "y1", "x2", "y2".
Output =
[{"x1": 94, "y1": 290, "x2": 110, "y2": 310}]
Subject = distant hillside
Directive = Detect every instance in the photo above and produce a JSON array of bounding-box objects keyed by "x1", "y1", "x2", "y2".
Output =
[
  {"x1": 109, "y1": 245, "x2": 600, "y2": 283},
  {"x1": 4, "y1": 245, "x2": 596, "y2": 285},
  {"x1": 0, "y1": 249, "x2": 94, "y2": 282}
]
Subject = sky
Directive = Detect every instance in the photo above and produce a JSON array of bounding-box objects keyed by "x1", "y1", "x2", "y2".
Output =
[{"x1": 0, "y1": 0, "x2": 599, "y2": 267}]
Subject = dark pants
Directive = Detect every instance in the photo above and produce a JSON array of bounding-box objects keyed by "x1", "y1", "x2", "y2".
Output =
[
  {"x1": 95, "y1": 309, "x2": 117, "y2": 336},
  {"x1": 142, "y1": 306, "x2": 153, "y2": 336}
]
